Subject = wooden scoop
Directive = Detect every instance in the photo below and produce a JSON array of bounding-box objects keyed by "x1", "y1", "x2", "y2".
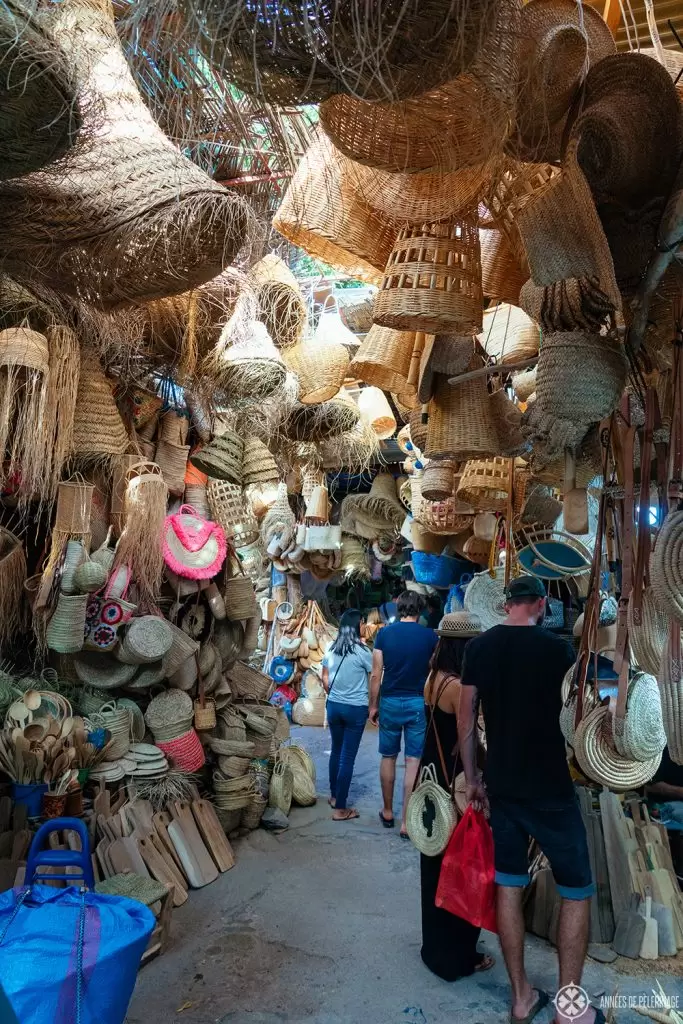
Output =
[
  {"x1": 563, "y1": 449, "x2": 589, "y2": 535},
  {"x1": 23, "y1": 690, "x2": 41, "y2": 712}
]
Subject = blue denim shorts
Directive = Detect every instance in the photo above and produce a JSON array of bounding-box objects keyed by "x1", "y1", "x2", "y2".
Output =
[
  {"x1": 379, "y1": 694, "x2": 426, "y2": 759},
  {"x1": 489, "y1": 794, "x2": 595, "y2": 900}
]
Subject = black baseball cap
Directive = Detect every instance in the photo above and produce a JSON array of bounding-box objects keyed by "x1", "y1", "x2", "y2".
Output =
[{"x1": 504, "y1": 575, "x2": 547, "y2": 600}]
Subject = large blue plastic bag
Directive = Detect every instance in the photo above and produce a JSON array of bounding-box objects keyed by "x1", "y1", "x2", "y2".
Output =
[{"x1": 0, "y1": 884, "x2": 155, "y2": 1024}]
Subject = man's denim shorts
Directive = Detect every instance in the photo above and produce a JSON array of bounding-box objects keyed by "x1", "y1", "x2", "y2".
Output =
[
  {"x1": 489, "y1": 793, "x2": 595, "y2": 900},
  {"x1": 379, "y1": 694, "x2": 426, "y2": 759}
]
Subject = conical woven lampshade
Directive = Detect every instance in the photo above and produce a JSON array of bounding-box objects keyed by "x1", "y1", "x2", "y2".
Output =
[
  {"x1": 0, "y1": 0, "x2": 251, "y2": 309},
  {"x1": 71, "y1": 347, "x2": 129, "y2": 459}
]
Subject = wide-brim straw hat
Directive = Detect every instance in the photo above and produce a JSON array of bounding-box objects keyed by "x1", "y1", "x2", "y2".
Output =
[
  {"x1": 425, "y1": 356, "x2": 498, "y2": 461},
  {"x1": 418, "y1": 335, "x2": 475, "y2": 405},
  {"x1": 71, "y1": 348, "x2": 130, "y2": 459},
  {"x1": 318, "y1": 0, "x2": 519, "y2": 174},
  {"x1": 437, "y1": 611, "x2": 482, "y2": 637},
  {"x1": 0, "y1": 0, "x2": 252, "y2": 310},
  {"x1": 272, "y1": 131, "x2": 397, "y2": 287},
  {"x1": 350, "y1": 325, "x2": 418, "y2": 396},
  {"x1": 510, "y1": 0, "x2": 616, "y2": 162},
  {"x1": 248, "y1": 254, "x2": 306, "y2": 349},
  {"x1": 0, "y1": 0, "x2": 81, "y2": 181}
]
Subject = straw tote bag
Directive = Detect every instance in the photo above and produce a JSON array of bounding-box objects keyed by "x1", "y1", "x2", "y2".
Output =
[
  {"x1": 406, "y1": 675, "x2": 458, "y2": 856},
  {"x1": 83, "y1": 566, "x2": 136, "y2": 652}
]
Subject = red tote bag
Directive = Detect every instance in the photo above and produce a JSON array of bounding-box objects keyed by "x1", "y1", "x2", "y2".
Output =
[{"x1": 435, "y1": 805, "x2": 497, "y2": 933}]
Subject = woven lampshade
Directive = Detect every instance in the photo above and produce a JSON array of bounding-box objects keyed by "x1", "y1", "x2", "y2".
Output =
[
  {"x1": 358, "y1": 387, "x2": 396, "y2": 440},
  {"x1": 374, "y1": 216, "x2": 483, "y2": 335},
  {"x1": 425, "y1": 357, "x2": 497, "y2": 461},
  {"x1": 242, "y1": 437, "x2": 278, "y2": 485},
  {"x1": 478, "y1": 304, "x2": 540, "y2": 366},
  {"x1": 0, "y1": 0, "x2": 251, "y2": 309},
  {"x1": 418, "y1": 334, "x2": 474, "y2": 405},
  {"x1": 207, "y1": 479, "x2": 259, "y2": 548},
  {"x1": 273, "y1": 131, "x2": 396, "y2": 287},
  {"x1": 248, "y1": 254, "x2": 306, "y2": 349},
  {"x1": 488, "y1": 158, "x2": 559, "y2": 267},
  {"x1": 480, "y1": 227, "x2": 528, "y2": 306},
  {"x1": 283, "y1": 341, "x2": 350, "y2": 405},
  {"x1": 350, "y1": 325, "x2": 418, "y2": 395},
  {"x1": 71, "y1": 348, "x2": 129, "y2": 459},
  {"x1": 457, "y1": 457, "x2": 513, "y2": 513},
  {"x1": 318, "y1": 0, "x2": 518, "y2": 174}
]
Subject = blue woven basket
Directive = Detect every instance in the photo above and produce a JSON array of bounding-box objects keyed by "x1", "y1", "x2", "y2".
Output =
[{"x1": 411, "y1": 552, "x2": 459, "y2": 589}]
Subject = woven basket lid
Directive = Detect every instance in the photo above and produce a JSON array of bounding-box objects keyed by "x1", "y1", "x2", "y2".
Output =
[
  {"x1": 0, "y1": 0, "x2": 252, "y2": 309},
  {"x1": 0, "y1": 0, "x2": 81, "y2": 181},
  {"x1": 510, "y1": 0, "x2": 616, "y2": 162},
  {"x1": 272, "y1": 131, "x2": 397, "y2": 287},
  {"x1": 71, "y1": 348, "x2": 129, "y2": 458}
]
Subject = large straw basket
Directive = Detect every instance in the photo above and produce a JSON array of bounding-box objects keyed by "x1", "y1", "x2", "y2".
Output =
[
  {"x1": 374, "y1": 218, "x2": 482, "y2": 335},
  {"x1": 480, "y1": 227, "x2": 528, "y2": 306},
  {"x1": 536, "y1": 332, "x2": 628, "y2": 426},
  {"x1": 273, "y1": 132, "x2": 396, "y2": 287},
  {"x1": 349, "y1": 326, "x2": 417, "y2": 394},
  {"x1": 71, "y1": 350, "x2": 129, "y2": 460},
  {"x1": 478, "y1": 304, "x2": 540, "y2": 366},
  {"x1": 55, "y1": 480, "x2": 94, "y2": 536},
  {"x1": 425, "y1": 360, "x2": 498, "y2": 461},
  {"x1": 227, "y1": 662, "x2": 273, "y2": 701},
  {"x1": 208, "y1": 480, "x2": 259, "y2": 547},
  {"x1": 249, "y1": 254, "x2": 307, "y2": 349},
  {"x1": 284, "y1": 340, "x2": 349, "y2": 404},
  {"x1": 0, "y1": 0, "x2": 251, "y2": 309},
  {"x1": 457, "y1": 458, "x2": 513, "y2": 513},
  {"x1": 573, "y1": 706, "x2": 662, "y2": 791}
]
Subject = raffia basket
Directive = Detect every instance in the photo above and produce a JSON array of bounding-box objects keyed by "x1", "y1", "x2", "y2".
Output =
[
  {"x1": 573, "y1": 705, "x2": 662, "y2": 791},
  {"x1": 628, "y1": 588, "x2": 668, "y2": 676},
  {"x1": 223, "y1": 570, "x2": 257, "y2": 621},
  {"x1": 425, "y1": 360, "x2": 498, "y2": 461},
  {"x1": 457, "y1": 458, "x2": 513, "y2": 513},
  {"x1": 536, "y1": 332, "x2": 628, "y2": 426},
  {"x1": 272, "y1": 131, "x2": 396, "y2": 287},
  {"x1": 269, "y1": 761, "x2": 294, "y2": 816},
  {"x1": 71, "y1": 349, "x2": 130, "y2": 459},
  {"x1": 613, "y1": 672, "x2": 666, "y2": 763},
  {"x1": 208, "y1": 480, "x2": 259, "y2": 547},
  {"x1": 241, "y1": 794, "x2": 268, "y2": 831},
  {"x1": 478, "y1": 304, "x2": 540, "y2": 366},
  {"x1": 420, "y1": 461, "x2": 457, "y2": 502},
  {"x1": 46, "y1": 593, "x2": 88, "y2": 654},
  {"x1": 284, "y1": 340, "x2": 349, "y2": 405},
  {"x1": 651, "y1": 510, "x2": 683, "y2": 626},
  {"x1": 349, "y1": 325, "x2": 417, "y2": 394},
  {"x1": 373, "y1": 217, "x2": 483, "y2": 335},
  {"x1": 155, "y1": 439, "x2": 190, "y2": 498}
]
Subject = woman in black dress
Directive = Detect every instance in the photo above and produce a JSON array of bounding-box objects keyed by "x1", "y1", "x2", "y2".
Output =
[{"x1": 420, "y1": 611, "x2": 494, "y2": 981}]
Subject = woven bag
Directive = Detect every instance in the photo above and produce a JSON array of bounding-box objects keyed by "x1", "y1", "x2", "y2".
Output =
[
  {"x1": 628, "y1": 588, "x2": 668, "y2": 676},
  {"x1": 536, "y1": 332, "x2": 628, "y2": 426},
  {"x1": 406, "y1": 764, "x2": 457, "y2": 856},
  {"x1": 613, "y1": 671, "x2": 666, "y2": 763},
  {"x1": 573, "y1": 706, "x2": 662, "y2": 791},
  {"x1": 156, "y1": 439, "x2": 190, "y2": 498},
  {"x1": 268, "y1": 761, "x2": 294, "y2": 816},
  {"x1": 374, "y1": 217, "x2": 483, "y2": 335},
  {"x1": 658, "y1": 626, "x2": 683, "y2": 765},
  {"x1": 224, "y1": 568, "x2": 257, "y2": 621},
  {"x1": 651, "y1": 509, "x2": 683, "y2": 626}
]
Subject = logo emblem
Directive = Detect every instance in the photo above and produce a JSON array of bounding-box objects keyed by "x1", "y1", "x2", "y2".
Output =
[{"x1": 554, "y1": 985, "x2": 590, "y2": 1019}]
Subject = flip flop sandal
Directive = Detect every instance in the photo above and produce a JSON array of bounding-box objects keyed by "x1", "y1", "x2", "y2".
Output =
[
  {"x1": 379, "y1": 811, "x2": 395, "y2": 828},
  {"x1": 399, "y1": 830, "x2": 410, "y2": 841},
  {"x1": 333, "y1": 809, "x2": 359, "y2": 821},
  {"x1": 510, "y1": 989, "x2": 549, "y2": 1024},
  {"x1": 474, "y1": 954, "x2": 495, "y2": 972}
]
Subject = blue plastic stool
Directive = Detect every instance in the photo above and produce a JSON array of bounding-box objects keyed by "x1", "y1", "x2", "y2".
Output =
[{"x1": 25, "y1": 818, "x2": 94, "y2": 890}]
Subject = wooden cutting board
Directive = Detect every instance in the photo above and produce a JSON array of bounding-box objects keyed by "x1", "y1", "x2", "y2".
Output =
[
  {"x1": 152, "y1": 811, "x2": 186, "y2": 878},
  {"x1": 138, "y1": 835, "x2": 188, "y2": 906},
  {"x1": 126, "y1": 799, "x2": 155, "y2": 837},
  {"x1": 168, "y1": 820, "x2": 216, "y2": 889},
  {"x1": 108, "y1": 837, "x2": 150, "y2": 879},
  {"x1": 192, "y1": 800, "x2": 235, "y2": 873},
  {"x1": 169, "y1": 802, "x2": 218, "y2": 886}
]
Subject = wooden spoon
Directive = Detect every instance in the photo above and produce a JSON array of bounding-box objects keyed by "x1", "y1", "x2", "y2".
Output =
[
  {"x1": 24, "y1": 723, "x2": 45, "y2": 743},
  {"x1": 23, "y1": 690, "x2": 41, "y2": 712},
  {"x1": 60, "y1": 717, "x2": 74, "y2": 739}
]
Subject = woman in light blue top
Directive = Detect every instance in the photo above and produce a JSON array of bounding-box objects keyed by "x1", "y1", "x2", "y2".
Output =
[{"x1": 322, "y1": 609, "x2": 372, "y2": 821}]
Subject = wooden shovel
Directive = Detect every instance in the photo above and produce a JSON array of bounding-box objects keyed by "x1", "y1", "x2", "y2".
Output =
[{"x1": 563, "y1": 449, "x2": 589, "y2": 535}]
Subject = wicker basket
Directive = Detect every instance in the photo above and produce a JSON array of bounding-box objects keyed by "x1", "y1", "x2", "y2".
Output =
[
  {"x1": 420, "y1": 461, "x2": 456, "y2": 502},
  {"x1": 357, "y1": 387, "x2": 396, "y2": 440},
  {"x1": 241, "y1": 794, "x2": 268, "y2": 831},
  {"x1": 208, "y1": 479, "x2": 259, "y2": 547},
  {"x1": 155, "y1": 439, "x2": 190, "y2": 498},
  {"x1": 241, "y1": 437, "x2": 278, "y2": 485},
  {"x1": 55, "y1": 480, "x2": 94, "y2": 536},
  {"x1": 425, "y1": 359, "x2": 498, "y2": 461},
  {"x1": 349, "y1": 325, "x2": 418, "y2": 394},
  {"x1": 272, "y1": 131, "x2": 396, "y2": 287},
  {"x1": 536, "y1": 332, "x2": 628, "y2": 426},
  {"x1": 284, "y1": 340, "x2": 349, "y2": 405},
  {"x1": 373, "y1": 218, "x2": 483, "y2": 335},
  {"x1": 457, "y1": 458, "x2": 513, "y2": 513},
  {"x1": 228, "y1": 662, "x2": 273, "y2": 701},
  {"x1": 478, "y1": 304, "x2": 540, "y2": 366},
  {"x1": 488, "y1": 159, "x2": 559, "y2": 265},
  {"x1": 224, "y1": 571, "x2": 257, "y2": 621},
  {"x1": 408, "y1": 407, "x2": 428, "y2": 452},
  {"x1": 268, "y1": 761, "x2": 294, "y2": 816},
  {"x1": 46, "y1": 593, "x2": 88, "y2": 654},
  {"x1": 480, "y1": 226, "x2": 528, "y2": 306}
]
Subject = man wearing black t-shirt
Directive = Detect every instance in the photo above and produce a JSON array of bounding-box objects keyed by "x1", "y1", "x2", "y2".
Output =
[{"x1": 459, "y1": 576, "x2": 598, "y2": 1024}]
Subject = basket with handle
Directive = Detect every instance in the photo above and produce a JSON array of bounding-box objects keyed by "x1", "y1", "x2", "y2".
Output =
[{"x1": 456, "y1": 458, "x2": 513, "y2": 513}]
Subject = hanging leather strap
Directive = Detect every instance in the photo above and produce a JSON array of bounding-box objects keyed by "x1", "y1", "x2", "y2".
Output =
[
  {"x1": 669, "y1": 334, "x2": 683, "y2": 503},
  {"x1": 424, "y1": 672, "x2": 460, "y2": 790},
  {"x1": 632, "y1": 388, "x2": 657, "y2": 622}
]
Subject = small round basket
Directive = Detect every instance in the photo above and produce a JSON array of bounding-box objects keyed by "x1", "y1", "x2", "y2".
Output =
[
  {"x1": 405, "y1": 764, "x2": 457, "y2": 856},
  {"x1": 573, "y1": 706, "x2": 662, "y2": 791}
]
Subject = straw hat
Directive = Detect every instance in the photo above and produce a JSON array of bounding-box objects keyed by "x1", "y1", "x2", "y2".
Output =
[
  {"x1": 0, "y1": 0, "x2": 81, "y2": 181},
  {"x1": 0, "y1": 0, "x2": 252, "y2": 309},
  {"x1": 71, "y1": 348, "x2": 129, "y2": 460},
  {"x1": 163, "y1": 506, "x2": 227, "y2": 581},
  {"x1": 437, "y1": 611, "x2": 482, "y2": 637},
  {"x1": 273, "y1": 131, "x2": 396, "y2": 287},
  {"x1": 318, "y1": 0, "x2": 518, "y2": 174},
  {"x1": 510, "y1": 0, "x2": 616, "y2": 162}
]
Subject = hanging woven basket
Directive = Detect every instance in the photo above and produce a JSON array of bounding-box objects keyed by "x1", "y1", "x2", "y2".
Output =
[
  {"x1": 457, "y1": 458, "x2": 513, "y2": 513},
  {"x1": 614, "y1": 672, "x2": 666, "y2": 763},
  {"x1": 536, "y1": 331, "x2": 628, "y2": 426},
  {"x1": 373, "y1": 217, "x2": 483, "y2": 335},
  {"x1": 573, "y1": 705, "x2": 662, "y2": 791},
  {"x1": 284, "y1": 340, "x2": 349, "y2": 405},
  {"x1": 425, "y1": 358, "x2": 498, "y2": 461},
  {"x1": 349, "y1": 325, "x2": 417, "y2": 394}
]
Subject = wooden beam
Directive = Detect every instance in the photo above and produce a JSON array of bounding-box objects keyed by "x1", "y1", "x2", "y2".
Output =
[{"x1": 603, "y1": 0, "x2": 622, "y2": 34}]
